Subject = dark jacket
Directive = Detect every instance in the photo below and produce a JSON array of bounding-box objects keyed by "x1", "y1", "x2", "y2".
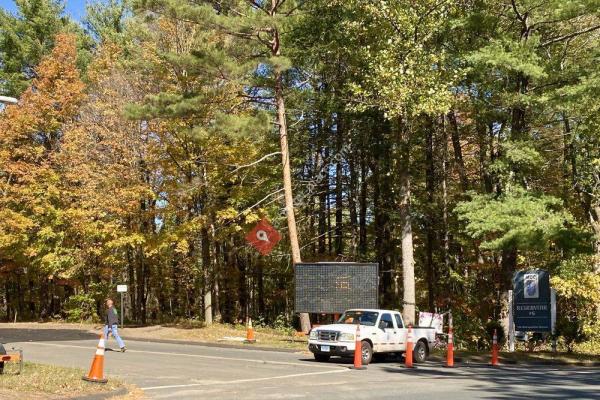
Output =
[{"x1": 105, "y1": 306, "x2": 119, "y2": 326}]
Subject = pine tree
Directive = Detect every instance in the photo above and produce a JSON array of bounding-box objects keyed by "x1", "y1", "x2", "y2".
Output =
[{"x1": 132, "y1": 0, "x2": 311, "y2": 330}]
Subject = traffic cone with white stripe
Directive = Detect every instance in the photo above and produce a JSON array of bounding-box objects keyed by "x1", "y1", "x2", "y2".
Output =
[
  {"x1": 445, "y1": 327, "x2": 454, "y2": 368},
  {"x1": 351, "y1": 324, "x2": 366, "y2": 370},
  {"x1": 490, "y1": 329, "x2": 499, "y2": 367},
  {"x1": 405, "y1": 325, "x2": 414, "y2": 368},
  {"x1": 82, "y1": 334, "x2": 108, "y2": 384},
  {"x1": 245, "y1": 318, "x2": 256, "y2": 343}
]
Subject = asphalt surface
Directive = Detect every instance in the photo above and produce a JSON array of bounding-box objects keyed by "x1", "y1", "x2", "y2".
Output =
[{"x1": 1, "y1": 328, "x2": 598, "y2": 399}]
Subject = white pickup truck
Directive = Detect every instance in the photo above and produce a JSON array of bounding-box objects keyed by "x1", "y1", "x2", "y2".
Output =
[{"x1": 308, "y1": 309, "x2": 436, "y2": 365}]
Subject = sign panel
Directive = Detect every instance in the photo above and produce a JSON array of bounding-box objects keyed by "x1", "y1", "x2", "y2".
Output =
[
  {"x1": 513, "y1": 270, "x2": 551, "y2": 332},
  {"x1": 418, "y1": 312, "x2": 444, "y2": 334},
  {"x1": 117, "y1": 285, "x2": 128, "y2": 293},
  {"x1": 294, "y1": 262, "x2": 378, "y2": 314},
  {"x1": 245, "y1": 219, "x2": 281, "y2": 255}
]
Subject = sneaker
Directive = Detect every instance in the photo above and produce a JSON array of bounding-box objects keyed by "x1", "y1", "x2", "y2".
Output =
[{"x1": 120, "y1": 347, "x2": 127, "y2": 353}]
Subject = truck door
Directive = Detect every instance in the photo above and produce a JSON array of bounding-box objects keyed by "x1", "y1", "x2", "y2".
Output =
[
  {"x1": 394, "y1": 313, "x2": 406, "y2": 351},
  {"x1": 378, "y1": 313, "x2": 398, "y2": 352}
]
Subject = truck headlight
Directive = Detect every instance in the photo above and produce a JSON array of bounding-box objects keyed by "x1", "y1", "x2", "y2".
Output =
[
  {"x1": 339, "y1": 333, "x2": 355, "y2": 342},
  {"x1": 309, "y1": 330, "x2": 318, "y2": 340}
]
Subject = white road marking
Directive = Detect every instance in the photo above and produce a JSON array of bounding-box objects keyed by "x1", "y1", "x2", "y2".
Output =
[
  {"x1": 17, "y1": 341, "x2": 343, "y2": 370},
  {"x1": 141, "y1": 369, "x2": 350, "y2": 391}
]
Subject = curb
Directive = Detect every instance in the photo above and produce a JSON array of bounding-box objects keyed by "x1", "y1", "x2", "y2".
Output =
[
  {"x1": 428, "y1": 356, "x2": 600, "y2": 367},
  {"x1": 119, "y1": 335, "x2": 303, "y2": 354},
  {"x1": 71, "y1": 386, "x2": 128, "y2": 400}
]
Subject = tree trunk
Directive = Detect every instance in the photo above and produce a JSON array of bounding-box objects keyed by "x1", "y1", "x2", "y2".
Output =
[
  {"x1": 201, "y1": 227, "x2": 213, "y2": 325},
  {"x1": 318, "y1": 147, "x2": 327, "y2": 255},
  {"x1": 448, "y1": 110, "x2": 468, "y2": 191},
  {"x1": 348, "y1": 144, "x2": 359, "y2": 258},
  {"x1": 335, "y1": 114, "x2": 344, "y2": 256},
  {"x1": 477, "y1": 120, "x2": 493, "y2": 193},
  {"x1": 425, "y1": 122, "x2": 436, "y2": 311},
  {"x1": 372, "y1": 118, "x2": 394, "y2": 305},
  {"x1": 441, "y1": 117, "x2": 452, "y2": 277},
  {"x1": 272, "y1": 25, "x2": 309, "y2": 332},
  {"x1": 359, "y1": 150, "x2": 368, "y2": 255},
  {"x1": 212, "y1": 225, "x2": 222, "y2": 322},
  {"x1": 398, "y1": 121, "x2": 415, "y2": 326}
]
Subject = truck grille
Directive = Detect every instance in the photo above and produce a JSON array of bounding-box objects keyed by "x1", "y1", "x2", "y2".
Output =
[{"x1": 318, "y1": 330, "x2": 339, "y2": 341}]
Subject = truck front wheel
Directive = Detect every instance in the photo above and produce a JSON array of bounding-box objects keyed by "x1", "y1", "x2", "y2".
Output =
[
  {"x1": 361, "y1": 341, "x2": 373, "y2": 365},
  {"x1": 413, "y1": 340, "x2": 428, "y2": 363}
]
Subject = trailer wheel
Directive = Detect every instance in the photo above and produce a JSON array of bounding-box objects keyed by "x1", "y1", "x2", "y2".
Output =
[{"x1": 413, "y1": 340, "x2": 428, "y2": 363}]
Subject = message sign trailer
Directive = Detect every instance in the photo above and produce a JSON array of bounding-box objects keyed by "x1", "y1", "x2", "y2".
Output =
[
  {"x1": 294, "y1": 262, "x2": 378, "y2": 314},
  {"x1": 117, "y1": 285, "x2": 128, "y2": 326}
]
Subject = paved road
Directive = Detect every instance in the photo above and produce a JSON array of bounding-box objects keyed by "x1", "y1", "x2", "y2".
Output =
[{"x1": 1, "y1": 328, "x2": 598, "y2": 399}]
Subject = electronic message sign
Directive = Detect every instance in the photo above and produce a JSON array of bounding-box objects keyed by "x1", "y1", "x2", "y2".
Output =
[{"x1": 294, "y1": 262, "x2": 378, "y2": 314}]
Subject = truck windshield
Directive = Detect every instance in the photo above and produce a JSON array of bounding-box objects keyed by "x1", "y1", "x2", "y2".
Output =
[{"x1": 338, "y1": 311, "x2": 379, "y2": 326}]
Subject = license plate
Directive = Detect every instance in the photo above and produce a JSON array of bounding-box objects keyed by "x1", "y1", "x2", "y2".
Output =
[{"x1": 321, "y1": 345, "x2": 330, "y2": 352}]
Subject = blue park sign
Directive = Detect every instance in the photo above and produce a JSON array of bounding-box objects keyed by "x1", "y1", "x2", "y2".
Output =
[{"x1": 513, "y1": 270, "x2": 551, "y2": 332}]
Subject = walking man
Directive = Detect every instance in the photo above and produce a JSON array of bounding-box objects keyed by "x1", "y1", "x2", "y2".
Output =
[{"x1": 104, "y1": 298, "x2": 126, "y2": 352}]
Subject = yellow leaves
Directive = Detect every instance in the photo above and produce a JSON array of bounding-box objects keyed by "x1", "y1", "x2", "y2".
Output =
[
  {"x1": 0, "y1": 209, "x2": 34, "y2": 252},
  {"x1": 106, "y1": 234, "x2": 147, "y2": 250},
  {"x1": 216, "y1": 207, "x2": 239, "y2": 222},
  {"x1": 551, "y1": 273, "x2": 600, "y2": 303},
  {"x1": 0, "y1": 35, "x2": 85, "y2": 268},
  {"x1": 244, "y1": 212, "x2": 263, "y2": 224},
  {"x1": 175, "y1": 239, "x2": 190, "y2": 254}
]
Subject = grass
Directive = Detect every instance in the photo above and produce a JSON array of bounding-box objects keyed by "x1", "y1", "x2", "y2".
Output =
[
  {"x1": 118, "y1": 322, "x2": 308, "y2": 351},
  {"x1": 0, "y1": 362, "x2": 130, "y2": 399}
]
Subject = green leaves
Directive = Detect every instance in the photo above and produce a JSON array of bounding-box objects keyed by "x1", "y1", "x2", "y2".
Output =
[
  {"x1": 335, "y1": 0, "x2": 456, "y2": 119},
  {"x1": 467, "y1": 39, "x2": 547, "y2": 80},
  {"x1": 456, "y1": 189, "x2": 574, "y2": 251}
]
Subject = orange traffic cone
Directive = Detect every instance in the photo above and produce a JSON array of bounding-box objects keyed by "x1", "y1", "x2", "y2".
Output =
[
  {"x1": 490, "y1": 329, "x2": 499, "y2": 367},
  {"x1": 245, "y1": 318, "x2": 256, "y2": 343},
  {"x1": 446, "y1": 327, "x2": 454, "y2": 368},
  {"x1": 351, "y1": 324, "x2": 366, "y2": 370},
  {"x1": 405, "y1": 325, "x2": 414, "y2": 368},
  {"x1": 82, "y1": 334, "x2": 108, "y2": 384}
]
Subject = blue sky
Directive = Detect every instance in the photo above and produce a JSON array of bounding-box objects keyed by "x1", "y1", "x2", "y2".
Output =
[{"x1": 0, "y1": 0, "x2": 87, "y2": 21}]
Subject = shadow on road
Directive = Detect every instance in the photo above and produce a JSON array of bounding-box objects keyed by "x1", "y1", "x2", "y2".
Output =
[
  {"x1": 0, "y1": 327, "x2": 98, "y2": 344},
  {"x1": 380, "y1": 364, "x2": 600, "y2": 399},
  {"x1": 297, "y1": 353, "x2": 404, "y2": 365}
]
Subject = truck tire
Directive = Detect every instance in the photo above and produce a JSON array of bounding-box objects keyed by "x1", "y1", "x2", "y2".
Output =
[
  {"x1": 314, "y1": 353, "x2": 330, "y2": 362},
  {"x1": 413, "y1": 340, "x2": 428, "y2": 363},
  {"x1": 361, "y1": 341, "x2": 373, "y2": 365}
]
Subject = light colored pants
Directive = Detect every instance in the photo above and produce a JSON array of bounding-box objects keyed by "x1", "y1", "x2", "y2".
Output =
[{"x1": 104, "y1": 324, "x2": 125, "y2": 349}]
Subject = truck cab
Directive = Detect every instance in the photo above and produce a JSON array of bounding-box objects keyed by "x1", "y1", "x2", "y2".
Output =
[{"x1": 308, "y1": 309, "x2": 435, "y2": 365}]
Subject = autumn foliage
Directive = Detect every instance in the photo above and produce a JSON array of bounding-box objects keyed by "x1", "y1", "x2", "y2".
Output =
[{"x1": 0, "y1": 1, "x2": 599, "y2": 354}]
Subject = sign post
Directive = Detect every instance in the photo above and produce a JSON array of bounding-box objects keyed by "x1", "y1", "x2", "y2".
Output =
[
  {"x1": 508, "y1": 289, "x2": 515, "y2": 352},
  {"x1": 513, "y1": 270, "x2": 552, "y2": 332},
  {"x1": 551, "y1": 288, "x2": 557, "y2": 352},
  {"x1": 117, "y1": 285, "x2": 128, "y2": 327}
]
